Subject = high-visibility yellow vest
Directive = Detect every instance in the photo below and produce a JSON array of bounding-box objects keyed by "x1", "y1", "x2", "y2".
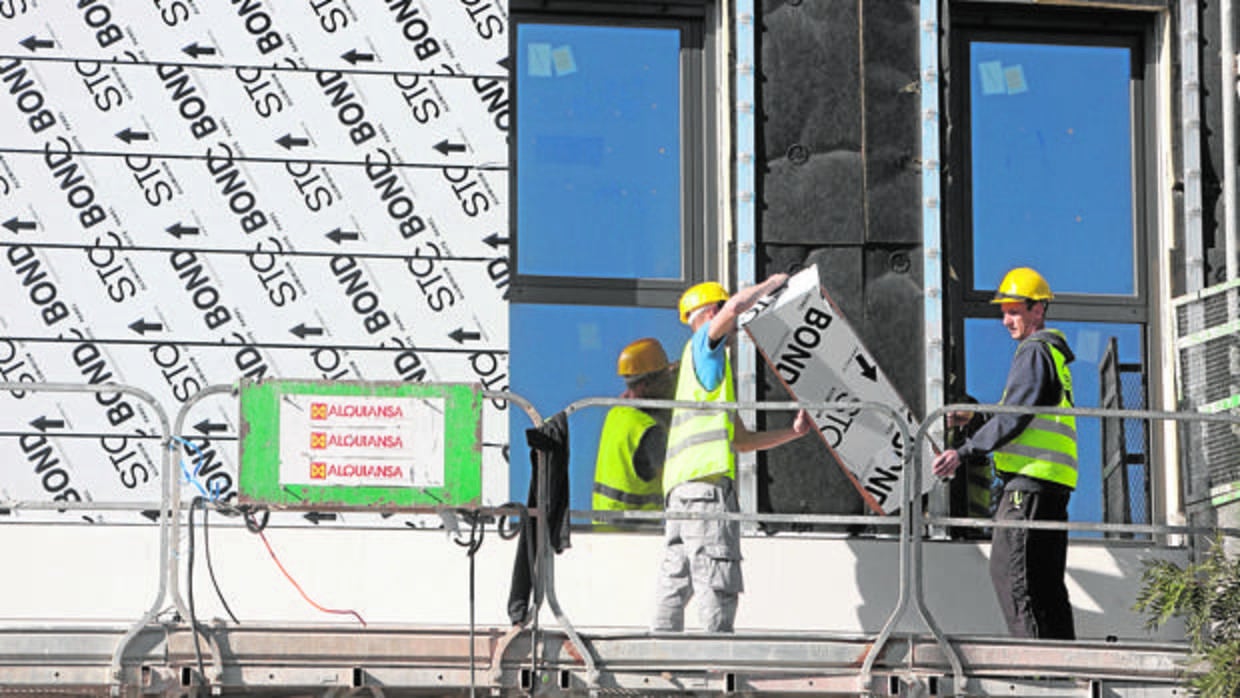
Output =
[
  {"x1": 993, "y1": 333, "x2": 1079, "y2": 489},
  {"x1": 966, "y1": 458, "x2": 994, "y2": 517},
  {"x1": 662, "y1": 340, "x2": 735, "y2": 492},
  {"x1": 592, "y1": 406, "x2": 663, "y2": 511}
]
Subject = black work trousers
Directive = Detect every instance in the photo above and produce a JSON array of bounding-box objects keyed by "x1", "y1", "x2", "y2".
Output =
[{"x1": 988, "y1": 484, "x2": 1075, "y2": 640}]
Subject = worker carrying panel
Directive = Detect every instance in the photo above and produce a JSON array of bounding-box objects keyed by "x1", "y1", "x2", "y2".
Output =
[{"x1": 742, "y1": 266, "x2": 936, "y2": 514}]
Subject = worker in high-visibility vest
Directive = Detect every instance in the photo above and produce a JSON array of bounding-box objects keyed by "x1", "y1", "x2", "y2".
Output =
[
  {"x1": 932, "y1": 267, "x2": 1078, "y2": 640},
  {"x1": 653, "y1": 274, "x2": 812, "y2": 633},
  {"x1": 591, "y1": 338, "x2": 677, "y2": 528}
]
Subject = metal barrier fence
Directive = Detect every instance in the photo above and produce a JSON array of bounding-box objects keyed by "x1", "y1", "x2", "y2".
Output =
[
  {"x1": 898, "y1": 401, "x2": 1240, "y2": 694},
  {"x1": 0, "y1": 380, "x2": 562, "y2": 693},
  {"x1": 555, "y1": 397, "x2": 1240, "y2": 694},
  {"x1": 3, "y1": 381, "x2": 1240, "y2": 695},
  {"x1": 555, "y1": 396, "x2": 918, "y2": 690}
]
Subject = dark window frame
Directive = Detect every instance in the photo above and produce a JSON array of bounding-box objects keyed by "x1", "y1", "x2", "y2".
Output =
[
  {"x1": 945, "y1": 5, "x2": 1158, "y2": 363},
  {"x1": 942, "y1": 4, "x2": 1161, "y2": 524},
  {"x1": 509, "y1": 0, "x2": 720, "y2": 309}
]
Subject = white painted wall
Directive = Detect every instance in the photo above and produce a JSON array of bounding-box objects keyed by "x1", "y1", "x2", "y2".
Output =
[{"x1": 0, "y1": 524, "x2": 1186, "y2": 642}]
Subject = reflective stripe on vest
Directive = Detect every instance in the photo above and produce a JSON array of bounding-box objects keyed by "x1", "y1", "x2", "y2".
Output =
[
  {"x1": 592, "y1": 482, "x2": 663, "y2": 508},
  {"x1": 993, "y1": 332, "x2": 1079, "y2": 489},
  {"x1": 662, "y1": 339, "x2": 735, "y2": 492},
  {"x1": 592, "y1": 406, "x2": 664, "y2": 511}
]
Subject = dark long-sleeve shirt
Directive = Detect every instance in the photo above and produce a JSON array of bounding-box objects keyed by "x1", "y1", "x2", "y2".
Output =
[
  {"x1": 633, "y1": 423, "x2": 667, "y2": 482},
  {"x1": 957, "y1": 328, "x2": 1075, "y2": 489}
]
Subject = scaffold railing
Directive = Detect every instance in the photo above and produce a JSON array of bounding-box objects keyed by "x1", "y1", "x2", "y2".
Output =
[{"x1": 2, "y1": 381, "x2": 1239, "y2": 696}]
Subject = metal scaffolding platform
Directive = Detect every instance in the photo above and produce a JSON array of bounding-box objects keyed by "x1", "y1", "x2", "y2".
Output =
[
  {"x1": 2, "y1": 390, "x2": 1228, "y2": 697},
  {"x1": 0, "y1": 623, "x2": 1192, "y2": 697}
]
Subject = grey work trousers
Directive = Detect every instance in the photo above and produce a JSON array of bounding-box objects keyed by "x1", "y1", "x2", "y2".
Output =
[{"x1": 652, "y1": 478, "x2": 743, "y2": 632}]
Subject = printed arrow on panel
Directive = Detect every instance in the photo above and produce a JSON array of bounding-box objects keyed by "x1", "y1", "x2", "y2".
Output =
[
  {"x1": 29, "y1": 416, "x2": 65, "y2": 432},
  {"x1": 277, "y1": 134, "x2": 310, "y2": 150},
  {"x1": 290, "y1": 323, "x2": 324, "y2": 339},
  {"x1": 341, "y1": 49, "x2": 375, "y2": 65},
  {"x1": 115, "y1": 128, "x2": 151, "y2": 144},
  {"x1": 166, "y1": 222, "x2": 200, "y2": 239},
  {"x1": 482, "y1": 232, "x2": 509, "y2": 249},
  {"x1": 449, "y1": 327, "x2": 481, "y2": 344},
  {"x1": 140, "y1": 510, "x2": 162, "y2": 523},
  {"x1": 433, "y1": 139, "x2": 466, "y2": 156},
  {"x1": 304, "y1": 511, "x2": 337, "y2": 525},
  {"x1": 19, "y1": 36, "x2": 53, "y2": 52},
  {"x1": 182, "y1": 42, "x2": 217, "y2": 59},
  {"x1": 129, "y1": 318, "x2": 163, "y2": 336},
  {"x1": 3, "y1": 217, "x2": 35, "y2": 234},
  {"x1": 193, "y1": 419, "x2": 228, "y2": 435},
  {"x1": 855, "y1": 354, "x2": 878, "y2": 382},
  {"x1": 326, "y1": 227, "x2": 359, "y2": 244}
]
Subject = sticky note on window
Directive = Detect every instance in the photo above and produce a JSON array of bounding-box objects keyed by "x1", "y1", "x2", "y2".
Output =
[
  {"x1": 979, "y1": 61, "x2": 1005, "y2": 95},
  {"x1": 1004, "y1": 65, "x2": 1027, "y2": 94},
  {"x1": 528, "y1": 43, "x2": 552, "y2": 77},
  {"x1": 552, "y1": 45, "x2": 577, "y2": 76}
]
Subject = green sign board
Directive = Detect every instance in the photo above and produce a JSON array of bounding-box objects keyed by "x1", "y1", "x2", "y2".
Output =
[{"x1": 238, "y1": 379, "x2": 483, "y2": 510}]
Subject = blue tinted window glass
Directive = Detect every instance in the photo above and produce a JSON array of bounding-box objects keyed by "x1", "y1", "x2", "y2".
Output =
[
  {"x1": 509, "y1": 304, "x2": 688, "y2": 509},
  {"x1": 517, "y1": 23, "x2": 682, "y2": 279},
  {"x1": 964, "y1": 317, "x2": 1142, "y2": 528},
  {"x1": 970, "y1": 42, "x2": 1135, "y2": 295}
]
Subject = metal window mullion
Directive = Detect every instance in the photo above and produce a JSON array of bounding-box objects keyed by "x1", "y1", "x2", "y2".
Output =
[{"x1": 733, "y1": 0, "x2": 758, "y2": 520}]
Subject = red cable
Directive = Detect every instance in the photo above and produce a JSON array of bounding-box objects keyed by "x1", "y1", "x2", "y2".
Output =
[{"x1": 255, "y1": 527, "x2": 367, "y2": 626}]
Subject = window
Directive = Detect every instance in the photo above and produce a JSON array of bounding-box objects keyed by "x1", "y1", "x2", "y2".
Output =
[
  {"x1": 517, "y1": 23, "x2": 684, "y2": 280},
  {"x1": 968, "y1": 41, "x2": 1137, "y2": 297},
  {"x1": 511, "y1": 4, "x2": 717, "y2": 307},
  {"x1": 508, "y1": 303, "x2": 688, "y2": 508},
  {"x1": 509, "y1": 2, "x2": 717, "y2": 509},
  {"x1": 946, "y1": 7, "x2": 1156, "y2": 527}
]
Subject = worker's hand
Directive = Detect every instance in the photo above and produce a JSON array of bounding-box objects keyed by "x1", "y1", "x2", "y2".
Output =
[
  {"x1": 931, "y1": 449, "x2": 961, "y2": 479},
  {"x1": 791, "y1": 409, "x2": 813, "y2": 436},
  {"x1": 765, "y1": 271, "x2": 790, "y2": 288}
]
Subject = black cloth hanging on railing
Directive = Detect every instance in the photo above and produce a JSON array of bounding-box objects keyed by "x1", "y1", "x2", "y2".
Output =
[{"x1": 506, "y1": 410, "x2": 571, "y2": 625}]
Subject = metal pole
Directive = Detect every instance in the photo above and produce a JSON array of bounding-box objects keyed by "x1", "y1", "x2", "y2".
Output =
[
  {"x1": 1183, "y1": 0, "x2": 1207, "y2": 291},
  {"x1": 921, "y1": 0, "x2": 950, "y2": 529},
  {"x1": 168, "y1": 383, "x2": 239, "y2": 623},
  {"x1": 735, "y1": 0, "x2": 759, "y2": 526},
  {"x1": 0, "y1": 382, "x2": 173, "y2": 693},
  {"x1": 1225, "y1": 0, "x2": 1239, "y2": 281}
]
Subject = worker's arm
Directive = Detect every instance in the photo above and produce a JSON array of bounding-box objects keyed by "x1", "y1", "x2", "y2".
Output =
[
  {"x1": 932, "y1": 342, "x2": 1054, "y2": 478},
  {"x1": 731, "y1": 409, "x2": 812, "y2": 453},
  {"x1": 706, "y1": 272, "x2": 789, "y2": 344},
  {"x1": 632, "y1": 425, "x2": 667, "y2": 483},
  {"x1": 957, "y1": 341, "x2": 1053, "y2": 457}
]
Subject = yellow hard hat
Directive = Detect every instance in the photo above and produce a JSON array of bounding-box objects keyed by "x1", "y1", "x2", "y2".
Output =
[
  {"x1": 991, "y1": 267, "x2": 1053, "y2": 303},
  {"x1": 617, "y1": 337, "x2": 670, "y2": 378},
  {"x1": 678, "y1": 281, "x2": 729, "y2": 324}
]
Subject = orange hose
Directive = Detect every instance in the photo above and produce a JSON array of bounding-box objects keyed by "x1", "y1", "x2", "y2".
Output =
[{"x1": 255, "y1": 527, "x2": 367, "y2": 626}]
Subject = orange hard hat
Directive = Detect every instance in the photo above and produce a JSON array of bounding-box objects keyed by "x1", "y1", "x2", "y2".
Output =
[
  {"x1": 991, "y1": 267, "x2": 1053, "y2": 303},
  {"x1": 617, "y1": 337, "x2": 670, "y2": 378},
  {"x1": 678, "y1": 281, "x2": 729, "y2": 324}
]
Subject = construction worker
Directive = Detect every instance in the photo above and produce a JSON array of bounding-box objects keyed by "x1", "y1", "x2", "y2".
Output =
[
  {"x1": 653, "y1": 274, "x2": 812, "y2": 633},
  {"x1": 931, "y1": 267, "x2": 1078, "y2": 640},
  {"x1": 591, "y1": 338, "x2": 676, "y2": 528}
]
